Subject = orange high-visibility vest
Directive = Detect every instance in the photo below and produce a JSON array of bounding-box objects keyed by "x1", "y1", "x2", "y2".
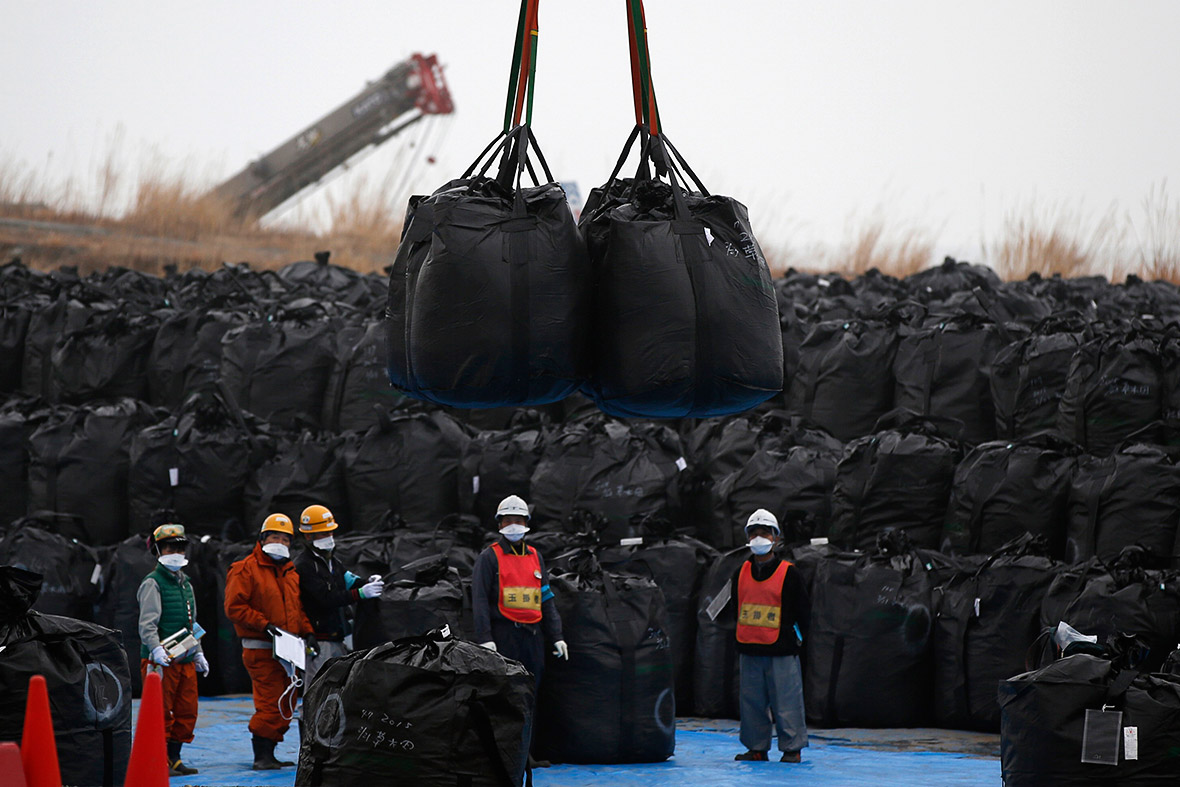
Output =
[
  {"x1": 735, "y1": 559, "x2": 792, "y2": 645},
  {"x1": 492, "y1": 543, "x2": 543, "y2": 624}
]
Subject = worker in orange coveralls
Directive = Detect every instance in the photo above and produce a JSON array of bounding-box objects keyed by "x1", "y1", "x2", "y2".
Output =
[{"x1": 224, "y1": 512, "x2": 316, "y2": 770}]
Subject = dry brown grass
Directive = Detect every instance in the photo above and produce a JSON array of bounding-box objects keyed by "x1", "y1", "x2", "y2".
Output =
[
  {"x1": 985, "y1": 202, "x2": 1127, "y2": 281},
  {"x1": 825, "y1": 215, "x2": 936, "y2": 278},
  {"x1": 0, "y1": 149, "x2": 405, "y2": 274}
]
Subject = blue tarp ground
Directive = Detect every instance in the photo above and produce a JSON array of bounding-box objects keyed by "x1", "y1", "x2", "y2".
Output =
[{"x1": 159, "y1": 697, "x2": 1001, "y2": 786}]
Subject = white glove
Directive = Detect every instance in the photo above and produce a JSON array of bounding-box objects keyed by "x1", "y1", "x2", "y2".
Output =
[
  {"x1": 359, "y1": 579, "x2": 385, "y2": 599},
  {"x1": 194, "y1": 653, "x2": 210, "y2": 676},
  {"x1": 368, "y1": 574, "x2": 382, "y2": 583},
  {"x1": 150, "y1": 645, "x2": 172, "y2": 667},
  {"x1": 552, "y1": 640, "x2": 569, "y2": 660},
  {"x1": 479, "y1": 641, "x2": 498, "y2": 652}
]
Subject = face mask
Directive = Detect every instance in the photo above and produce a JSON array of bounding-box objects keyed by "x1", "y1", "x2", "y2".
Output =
[
  {"x1": 262, "y1": 543, "x2": 290, "y2": 560},
  {"x1": 748, "y1": 536, "x2": 774, "y2": 556},
  {"x1": 312, "y1": 535, "x2": 335, "y2": 552},
  {"x1": 158, "y1": 554, "x2": 188, "y2": 571},
  {"x1": 500, "y1": 524, "x2": 529, "y2": 542}
]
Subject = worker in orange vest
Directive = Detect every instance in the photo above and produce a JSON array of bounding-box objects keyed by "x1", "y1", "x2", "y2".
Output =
[
  {"x1": 471, "y1": 494, "x2": 568, "y2": 693},
  {"x1": 732, "y1": 509, "x2": 810, "y2": 763}
]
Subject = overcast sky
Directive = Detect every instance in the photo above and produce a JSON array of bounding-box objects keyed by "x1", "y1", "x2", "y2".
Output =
[{"x1": 4, "y1": 1, "x2": 1179, "y2": 262}]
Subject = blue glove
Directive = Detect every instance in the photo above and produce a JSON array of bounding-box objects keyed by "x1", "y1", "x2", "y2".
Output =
[{"x1": 345, "y1": 571, "x2": 360, "y2": 590}]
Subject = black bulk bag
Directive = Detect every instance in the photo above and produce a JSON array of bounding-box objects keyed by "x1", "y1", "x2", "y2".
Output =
[
  {"x1": 20, "y1": 293, "x2": 98, "y2": 400},
  {"x1": 128, "y1": 390, "x2": 268, "y2": 540},
  {"x1": 892, "y1": 314, "x2": 1004, "y2": 445},
  {"x1": 340, "y1": 410, "x2": 471, "y2": 530},
  {"x1": 51, "y1": 311, "x2": 159, "y2": 404},
  {"x1": 692, "y1": 546, "x2": 752, "y2": 718},
  {"x1": 1040, "y1": 552, "x2": 1180, "y2": 673},
  {"x1": 219, "y1": 301, "x2": 341, "y2": 429},
  {"x1": 352, "y1": 557, "x2": 472, "y2": 649},
  {"x1": 827, "y1": 412, "x2": 961, "y2": 550},
  {"x1": 322, "y1": 318, "x2": 414, "y2": 433},
  {"x1": 990, "y1": 318, "x2": 1087, "y2": 439},
  {"x1": 457, "y1": 410, "x2": 551, "y2": 523},
  {"x1": 0, "y1": 521, "x2": 101, "y2": 621},
  {"x1": 710, "y1": 443, "x2": 839, "y2": 549},
  {"x1": 579, "y1": 128, "x2": 782, "y2": 417},
  {"x1": 682, "y1": 411, "x2": 841, "y2": 541},
  {"x1": 295, "y1": 627, "x2": 535, "y2": 787},
  {"x1": 598, "y1": 534, "x2": 718, "y2": 715},
  {"x1": 94, "y1": 533, "x2": 160, "y2": 697},
  {"x1": 0, "y1": 403, "x2": 46, "y2": 519},
  {"x1": 0, "y1": 297, "x2": 35, "y2": 392},
  {"x1": 999, "y1": 655, "x2": 1180, "y2": 787},
  {"x1": 1064, "y1": 444, "x2": 1180, "y2": 567},
  {"x1": 942, "y1": 436, "x2": 1077, "y2": 559},
  {"x1": 387, "y1": 125, "x2": 590, "y2": 408},
  {"x1": 244, "y1": 430, "x2": 347, "y2": 531},
  {"x1": 904, "y1": 256, "x2": 1001, "y2": 301},
  {"x1": 804, "y1": 542, "x2": 935, "y2": 727},
  {"x1": 1057, "y1": 328, "x2": 1164, "y2": 454},
  {"x1": 0, "y1": 566, "x2": 132, "y2": 787},
  {"x1": 278, "y1": 252, "x2": 375, "y2": 309},
  {"x1": 528, "y1": 415, "x2": 685, "y2": 541},
  {"x1": 26, "y1": 398, "x2": 164, "y2": 546},
  {"x1": 932, "y1": 537, "x2": 1059, "y2": 731},
  {"x1": 147, "y1": 307, "x2": 250, "y2": 410},
  {"x1": 388, "y1": 519, "x2": 483, "y2": 579},
  {"x1": 786, "y1": 317, "x2": 899, "y2": 441},
  {"x1": 1161, "y1": 329, "x2": 1180, "y2": 447},
  {"x1": 535, "y1": 555, "x2": 675, "y2": 763}
]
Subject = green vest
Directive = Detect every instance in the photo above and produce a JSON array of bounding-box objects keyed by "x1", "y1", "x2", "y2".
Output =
[{"x1": 139, "y1": 563, "x2": 197, "y2": 663}]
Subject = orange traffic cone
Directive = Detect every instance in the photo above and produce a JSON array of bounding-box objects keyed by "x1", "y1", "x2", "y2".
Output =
[
  {"x1": 21, "y1": 675, "x2": 60, "y2": 787},
  {"x1": 124, "y1": 670, "x2": 169, "y2": 787},
  {"x1": 0, "y1": 742, "x2": 29, "y2": 787}
]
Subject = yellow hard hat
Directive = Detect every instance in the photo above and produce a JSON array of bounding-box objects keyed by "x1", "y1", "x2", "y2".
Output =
[
  {"x1": 261, "y1": 513, "x2": 294, "y2": 536},
  {"x1": 299, "y1": 504, "x2": 338, "y2": 534}
]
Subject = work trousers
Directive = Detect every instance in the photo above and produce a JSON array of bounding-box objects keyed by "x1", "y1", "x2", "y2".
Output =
[
  {"x1": 491, "y1": 618, "x2": 546, "y2": 697},
  {"x1": 140, "y1": 659, "x2": 198, "y2": 744},
  {"x1": 243, "y1": 647, "x2": 295, "y2": 742},
  {"x1": 303, "y1": 640, "x2": 349, "y2": 687},
  {"x1": 738, "y1": 653, "x2": 808, "y2": 754}
]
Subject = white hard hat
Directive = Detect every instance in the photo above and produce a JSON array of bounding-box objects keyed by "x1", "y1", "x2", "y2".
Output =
[
  {"x1": 744, "y1": 508, "x2": 781, "y2": 536},
  {"x1": 495, "y1": 495, "x2": 531, "y2": 520}
]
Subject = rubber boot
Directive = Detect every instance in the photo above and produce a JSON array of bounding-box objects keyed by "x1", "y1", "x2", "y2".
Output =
[
  {"x1": 167, "y1": 739, "x2": 198, "y2": 776},
  {"x1": 251, "y1": 734, "x2": 294, "y2": 770}
]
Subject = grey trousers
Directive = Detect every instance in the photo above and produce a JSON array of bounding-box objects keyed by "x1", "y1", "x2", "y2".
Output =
[
  {"x1": 739, "y1": 652, "x2": 809, "y2": 753},
  {"x1": 303, "y1": 640, "x2": 349, "y2": 687}
]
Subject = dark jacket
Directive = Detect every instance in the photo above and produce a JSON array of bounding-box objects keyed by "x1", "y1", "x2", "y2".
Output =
[
  {"x1": 733, "y1": 554, "x2": 810, "y2": 657},
  {"x1": 294, "y1": 545, "x2": 360, "y2": 642},
  {"x1": 471, "y1": 536, "x2": 563, "y2": 645}
]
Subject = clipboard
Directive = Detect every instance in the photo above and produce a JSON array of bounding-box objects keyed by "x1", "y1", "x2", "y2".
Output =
[{"x1": 273, "y1": 627, "x2": 306, "y2": 672}]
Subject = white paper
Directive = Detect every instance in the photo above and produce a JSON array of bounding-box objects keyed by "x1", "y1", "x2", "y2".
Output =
[
  {"x1": 810, "y1": 537, "x2": 829, "y2": 546},
  {"x1": 675, "y1": 457, "x2": 687, "y2": 472},
  {"x1": 273, "y1": 628, "x2": 306, "y2": 672},
  {"x1": 703, "y1": 227, "x2": 714, "y2": 246},
  {"x1": 169, "y1": 467, "x2": 179, "y2": 487},
  {"x1": 90, "y1": 564, "x2": 102, "y2": 585},
  {"x1": 974, "y1": 597, "x2": 981, "y2": 617},
  {"x1": 705, "y1": 580, "x2": 732, "y2": 621},
  {"x1": 1124, "y1": 727, "x2": 1138, "y2": 760},
  {"x1": 619, "y1": 537, "x2": 644, "y2": 547}
]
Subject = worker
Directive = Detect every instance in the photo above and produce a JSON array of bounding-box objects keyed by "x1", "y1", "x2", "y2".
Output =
[
  {"x1": 294, "y1": 504, "x2": 384, "y2": 684},
  {"x1": 137, "y1": 511, "x2": 209, "y2": 778},
  {"x1": 224, "y1": 513, "x2": 317, "y2": 770},
  {"x1": 733, "y1": 509, "x2": 810, "y2": 763},
  {"x1": 472, "y1": 494, "x2": 568, "y2": 692}
]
